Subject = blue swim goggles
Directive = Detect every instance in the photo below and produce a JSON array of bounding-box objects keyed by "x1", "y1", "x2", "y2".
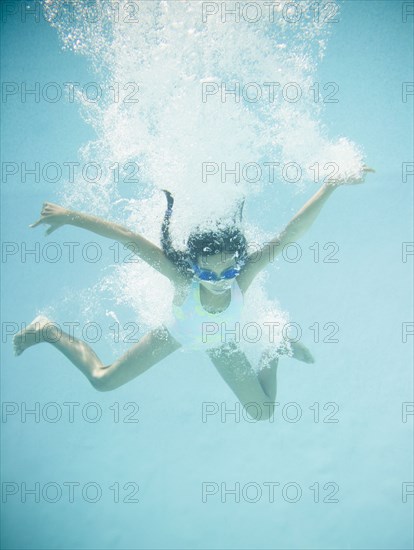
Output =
[{"x1": 190, "y1": 261, "x2": 244, "y2": 282}]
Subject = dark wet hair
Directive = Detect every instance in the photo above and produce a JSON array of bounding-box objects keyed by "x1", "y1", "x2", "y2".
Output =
[{"x1": 161, "y1": 189, "x2": 248, "y2": 278}]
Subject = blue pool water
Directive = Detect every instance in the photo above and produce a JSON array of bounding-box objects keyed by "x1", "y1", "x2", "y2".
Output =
[{"x1": 1, "y1": 1, "x2": 413, "y2": 549}]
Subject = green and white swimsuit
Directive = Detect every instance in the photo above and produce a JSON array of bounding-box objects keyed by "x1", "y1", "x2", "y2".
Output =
[{"x1": 167, "y1": 279, "x2": 244, "y2": 351}]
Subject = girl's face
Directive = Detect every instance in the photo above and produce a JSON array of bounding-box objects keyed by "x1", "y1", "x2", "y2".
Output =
[{"x1": 195, "y1": 251, "x2": 240, "y2": 294}]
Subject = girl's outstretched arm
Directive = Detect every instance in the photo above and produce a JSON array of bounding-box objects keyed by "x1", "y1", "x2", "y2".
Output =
[
  {"x1": 29, "y1": 202, "x2": 185, "y2": 284},
  {"x1": 237, "y1": 166, "x2": 375, "y2": 292}
]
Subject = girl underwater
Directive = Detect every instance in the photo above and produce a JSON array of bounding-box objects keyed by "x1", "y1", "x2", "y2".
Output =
[{"x1": 13, "y1": 168, "x2": 373, "y2": 420}]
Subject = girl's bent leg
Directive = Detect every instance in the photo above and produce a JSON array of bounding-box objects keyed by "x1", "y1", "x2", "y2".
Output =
[
  {"x1": 207, "y1": 343, "x2": 277, "y2": 421},
  {"x1": 14, "y1": 316, "x2": 181, "y2": 391},
  {"x1": 257, "y1": 350, "x2": 279, "y2": 403},
  {"x1": 95, "y1": 326, "x2": 181, "y2": 391}
]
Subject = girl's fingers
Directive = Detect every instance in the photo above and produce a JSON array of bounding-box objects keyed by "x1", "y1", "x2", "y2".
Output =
[
  {"x1": 29, "y1": 219, "x2": 42, "y2": 228},
  {"x1": 45, "y1": 225, "x2": 57, "y2": 236},
  {"x1": 29, "y1": 202, "x2": 60, "y2": 229},
  {"x1": 362, "y1": 165, "x2": 375, "y2": 173}
]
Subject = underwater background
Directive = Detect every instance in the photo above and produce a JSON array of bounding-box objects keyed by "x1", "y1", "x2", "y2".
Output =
[{"x1": 1, "y1": 1, "x2": 413, "y2": 548}]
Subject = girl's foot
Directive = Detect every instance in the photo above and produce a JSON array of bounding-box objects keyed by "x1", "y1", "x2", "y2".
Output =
[
  {"x1": 290, "y1": 340, "x2": 315, "y2": 364},
  {"x1": 13, "y1": 315, "x2": 52, "y2": 356},
  {"x1": 259, "y1": 340, "x2": 315, "y2": 367}
]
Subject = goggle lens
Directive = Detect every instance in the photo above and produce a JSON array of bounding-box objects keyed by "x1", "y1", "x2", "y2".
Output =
[{"x1": 192, "y1": 264, "x2": 242, "y2": 281}]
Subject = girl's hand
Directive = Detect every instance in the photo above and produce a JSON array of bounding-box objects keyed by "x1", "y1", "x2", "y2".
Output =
[
  {"x1": 327, "y1": 165, "x2": 375, "y2": 187},
  {"x1": 29, "y1": 202, "x2": 73, "y2": 236}
]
